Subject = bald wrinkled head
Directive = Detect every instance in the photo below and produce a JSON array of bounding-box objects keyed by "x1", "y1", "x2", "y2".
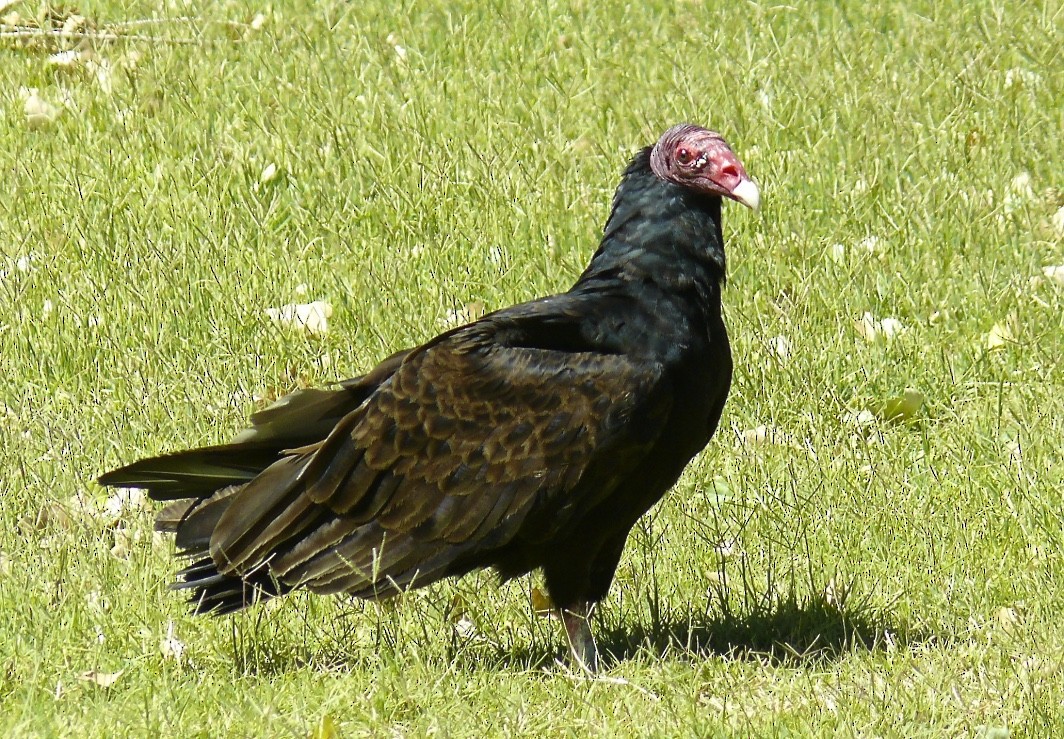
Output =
[{"x1": 650, "y1": 124, "x2": 760, "y2": 211}]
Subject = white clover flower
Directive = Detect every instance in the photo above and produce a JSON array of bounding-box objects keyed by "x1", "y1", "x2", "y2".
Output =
[
  {"x1": 1042, "y1": 265, "x2": 1064, "y2": 286},
  {"x1": 66, "y1": 492, "x2": 99, "y2": 519},
  {"x1": 160, "y1": 621, "x2": 185, "y2": 663},
  {"x1": 878, "y1": 318, "x2": 905, "y2": 338},
  {"x1": 1051, "y1": 207, "x2": 1064, "y2": 239},
  {"x1": 79, "y1": 670, "x2": 123, "y2": 688},
  {"x1": 842, "y1": 409, "x2": 877, "y2": 428},
  {"x1": 985, "y1": 322, "x2": 1014, "y2": 351},
  {"x1": 1003, "y1": 172, "x2": 1035, "y2": 214},
  {"x1": 265, "y1": 301, "x2": 332, "y2": 336},
  {"x1": 857, "y1": 235, "x2": 884, "y2": 255},
  {"x1": 734, "y1": 424, "x2": 786, "y2": 449},
  {"x1": 259, "y1": 162, "x2": 280, "y2": 185},
  {"x1": 23, "y1": 88, "x2": 60, "y2": 129},
  {"x1": 441, "y1": 301, "x2": 485, "y2": 328},
  {"x1": 767, "y1": 335, "x2": 791, "y2": 362},
  {"x1": 47, "y1": 50, "x2": 82, "y2": 67},
  {"x1": 756, "y1": 86, "x2": 772, "y2": 111},
  {"x1": 854, "y1": 312, "x2": 906, "y2": 343},
  {"x1": 86, "y1": 590, "x2": 109, "y2": 613},
  {"x1": 1004, "y1": 67, "x2": 1042, "y2": 91},
  {"x1": 110, "y1": 528, "x2": 132, "y2": 559},
  {"x1": 104, "y1": 488, "x2": 147, "y2": 519}
]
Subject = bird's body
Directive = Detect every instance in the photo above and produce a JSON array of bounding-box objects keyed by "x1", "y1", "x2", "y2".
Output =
[{"x1": 99, "y1": 125, "x2": 758, "y2": 670}]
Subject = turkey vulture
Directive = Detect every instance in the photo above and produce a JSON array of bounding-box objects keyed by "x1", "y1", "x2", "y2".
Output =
[{"x1": 99, "y1": 124, "x2": 759, "y2": 671}]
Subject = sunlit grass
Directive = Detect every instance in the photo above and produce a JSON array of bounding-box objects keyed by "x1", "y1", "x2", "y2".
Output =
[{"x1": 1, "y1": 0, "x2": 1062, "y2": 735}]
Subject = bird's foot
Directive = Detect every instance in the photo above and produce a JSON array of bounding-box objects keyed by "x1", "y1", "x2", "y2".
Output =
[{"x1": 560, "y1": 603, "x2": 599, "y2": 673}]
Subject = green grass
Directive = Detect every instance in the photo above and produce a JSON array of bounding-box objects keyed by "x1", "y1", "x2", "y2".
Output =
[{"x1": 1, "y1": 0, "x2": 1062, "y2": 735}]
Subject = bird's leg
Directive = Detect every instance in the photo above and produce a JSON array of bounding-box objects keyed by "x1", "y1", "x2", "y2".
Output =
[{"x1": 560, "y1": 602, "x2": 598, "y2": 673}]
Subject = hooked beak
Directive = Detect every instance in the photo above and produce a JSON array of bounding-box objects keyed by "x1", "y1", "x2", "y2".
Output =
[
  {"x1": 728, "y1": 178, "x2": 761, "y2": 212},
  {"x1": 702, "y1": 141, "x2": 760, "y2": 212}
]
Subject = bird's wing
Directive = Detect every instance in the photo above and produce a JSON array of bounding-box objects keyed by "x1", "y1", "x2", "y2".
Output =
[{"x1": 207, "y1": 314, "x2": 673, "y2": 598}]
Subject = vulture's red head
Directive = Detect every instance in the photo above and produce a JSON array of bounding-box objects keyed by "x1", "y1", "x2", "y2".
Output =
[{"x1": 650, "y1": 124, "x2": 760, "y2": 211}]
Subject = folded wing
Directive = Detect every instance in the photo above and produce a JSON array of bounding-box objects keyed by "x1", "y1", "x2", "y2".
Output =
[{"x1": 179, "y1": 316, "x2": 672, "y2": 611}]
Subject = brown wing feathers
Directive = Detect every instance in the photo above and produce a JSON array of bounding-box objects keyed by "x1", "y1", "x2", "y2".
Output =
[
  {"x1": 99, "y1": 305, "x2": 671, "y2": 615},
  {"x1": 146, "y1": 323, "x2": 667, "y2": 611}
]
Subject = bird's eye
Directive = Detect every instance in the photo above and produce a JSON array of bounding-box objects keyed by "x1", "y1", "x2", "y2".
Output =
[{"x1": 676, "y1": 148, "x2": 691, "y2": 164}]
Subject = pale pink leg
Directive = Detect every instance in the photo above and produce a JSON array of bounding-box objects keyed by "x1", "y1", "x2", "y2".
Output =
[{"x1": 560, "y1": 603, "x2": 599, "y2": 673}]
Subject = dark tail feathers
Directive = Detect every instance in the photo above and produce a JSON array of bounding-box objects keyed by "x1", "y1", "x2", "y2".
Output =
[{"x1": 97, "y1": 366, "x2": 408, "y2": 614}]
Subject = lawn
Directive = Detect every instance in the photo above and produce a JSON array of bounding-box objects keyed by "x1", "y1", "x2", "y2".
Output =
[{"x1": 1, "y1": 0, "x2": 1062, "y2": 735}]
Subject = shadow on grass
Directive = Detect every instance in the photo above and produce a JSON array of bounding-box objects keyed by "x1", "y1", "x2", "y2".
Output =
[
  {"x1": 225, "y1": 591, "x2": 933, "y2": 675},
  {"x1": 593, "y1": 593, "x2": 931, "y2": 668}
]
